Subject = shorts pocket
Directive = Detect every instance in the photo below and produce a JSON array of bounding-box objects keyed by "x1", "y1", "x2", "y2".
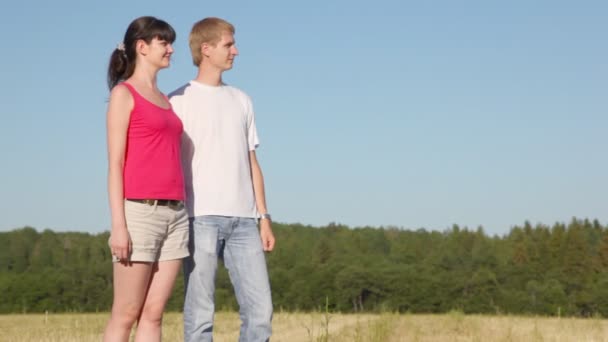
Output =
[{"x1": 124, "y1": 200, "x2": 157, "y2": 219}]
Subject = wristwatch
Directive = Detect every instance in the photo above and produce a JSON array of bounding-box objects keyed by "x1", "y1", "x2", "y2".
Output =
[{"x1": 260, "y1": 213, "x2": 272, "y2": 221}]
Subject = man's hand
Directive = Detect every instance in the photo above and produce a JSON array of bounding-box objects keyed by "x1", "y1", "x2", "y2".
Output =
[{"x1": 259, "y1": 219, "x2": 275, "y2": 252}]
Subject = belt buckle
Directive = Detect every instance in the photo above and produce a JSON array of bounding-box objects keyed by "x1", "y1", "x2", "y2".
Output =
[
  {"x1": 143, "y1": 199, "x2": 156, "y2": 206},
  {"x1": 168, "y1": 200, "x2": 183, "y2": 210}
]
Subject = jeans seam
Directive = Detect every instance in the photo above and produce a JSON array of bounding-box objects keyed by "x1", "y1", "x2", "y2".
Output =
[{"x1": 226, "y1": 241, "x2": 253, "y2": 320}]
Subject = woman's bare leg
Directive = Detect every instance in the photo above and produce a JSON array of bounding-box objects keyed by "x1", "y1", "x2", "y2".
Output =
[
  {"x1": 134, "y1": 259, "x2": 182, "y2": 342},
  {"x1": 103, "y1": 262, "x2": 154, "y2": 342}
]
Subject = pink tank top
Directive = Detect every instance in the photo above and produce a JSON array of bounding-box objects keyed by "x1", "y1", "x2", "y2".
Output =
[{"x1": 122, "y1": 82, "x2": 185, "y2": 200}]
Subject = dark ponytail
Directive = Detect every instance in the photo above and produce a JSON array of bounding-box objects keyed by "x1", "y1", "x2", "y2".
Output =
[{"x1": 107, "y1": 16, "x2": 176, "y2": 90}]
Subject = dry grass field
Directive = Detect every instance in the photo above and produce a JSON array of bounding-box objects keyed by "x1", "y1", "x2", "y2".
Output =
[{"x1": 1, "y1": 311, "x2": 608, "y2": 341}]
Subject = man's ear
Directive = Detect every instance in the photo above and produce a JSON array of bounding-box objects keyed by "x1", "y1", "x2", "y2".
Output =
[{"x1": 201, "y1": 42, "x2": 210, "y2": 58}]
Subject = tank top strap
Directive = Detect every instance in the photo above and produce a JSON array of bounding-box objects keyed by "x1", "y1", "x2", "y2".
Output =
[
  {"x1": 120, "y1": 82, "x2": 170, "y2": 109},
  {"x1": 120, "y1": 82, "x2": 140, "y2": 101}
]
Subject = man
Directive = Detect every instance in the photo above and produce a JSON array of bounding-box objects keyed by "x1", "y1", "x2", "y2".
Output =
[{"x1": 169, "y1": 17, "x2": 275, "y2": 342}]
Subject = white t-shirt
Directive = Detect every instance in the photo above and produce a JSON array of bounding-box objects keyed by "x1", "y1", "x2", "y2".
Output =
[{"x1": 169, "y1": 81, "x2": 259, "y2": 218}]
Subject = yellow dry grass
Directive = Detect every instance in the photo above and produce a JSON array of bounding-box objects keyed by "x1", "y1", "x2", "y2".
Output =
[{"x1": 1, "y1": 311, "x2": 608, "y2": 341}]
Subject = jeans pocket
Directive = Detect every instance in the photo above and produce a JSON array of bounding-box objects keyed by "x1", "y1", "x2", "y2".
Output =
[{"x1": 191, "y1": 218, "x2": 220, "y2": 255}]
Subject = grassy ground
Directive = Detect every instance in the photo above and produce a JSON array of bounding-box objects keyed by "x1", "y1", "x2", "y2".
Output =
[{"x1": 1, "y1": 311, "x2": 608, "y2": 341}]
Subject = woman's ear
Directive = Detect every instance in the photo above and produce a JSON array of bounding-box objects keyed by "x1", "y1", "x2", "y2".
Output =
[{"x1": 136, "y1": 39, "x2": 148, "y2": 56}]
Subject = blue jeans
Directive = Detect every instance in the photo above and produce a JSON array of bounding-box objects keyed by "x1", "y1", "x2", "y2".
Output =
[{"x1": 183, "y1": 216, "x2": 272, "y2": 342}]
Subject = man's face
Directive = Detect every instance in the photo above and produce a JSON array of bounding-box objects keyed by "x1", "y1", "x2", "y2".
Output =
[{"x1": 205, "y1": 31, "x2": 238, "y2": 71}]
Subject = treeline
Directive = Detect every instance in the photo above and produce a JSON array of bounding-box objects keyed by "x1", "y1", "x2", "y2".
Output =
[{"x1": 1, "y1": 218, "x2": 608, "y2": 317}]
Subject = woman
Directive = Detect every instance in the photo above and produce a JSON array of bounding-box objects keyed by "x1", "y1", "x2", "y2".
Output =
[{"x1": 103, "y1": 16, "x2": 188, "y2": 342}]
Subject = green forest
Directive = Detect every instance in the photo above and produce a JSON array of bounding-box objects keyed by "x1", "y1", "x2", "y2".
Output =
[{"x1": 1, "y1": 218, "x2": 607, "y2": 317}]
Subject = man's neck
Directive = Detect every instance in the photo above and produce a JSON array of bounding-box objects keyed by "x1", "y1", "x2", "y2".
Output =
[{"x1": 194, "y1": 65, "x2": 223, "y2": 87}]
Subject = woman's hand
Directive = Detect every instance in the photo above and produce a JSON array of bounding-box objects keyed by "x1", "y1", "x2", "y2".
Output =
[{"x1": 110, "y1": 224, "x2": 131, "y2": 261}]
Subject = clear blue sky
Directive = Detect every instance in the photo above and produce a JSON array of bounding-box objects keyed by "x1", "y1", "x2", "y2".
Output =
[{"x1": 1, "y1": 0, "x2": 606, "y2": 236}]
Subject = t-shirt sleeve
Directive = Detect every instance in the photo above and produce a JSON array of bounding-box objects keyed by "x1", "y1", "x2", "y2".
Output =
[{"x1": 246, "y1": 95, "x2": 260, "y2": 151}]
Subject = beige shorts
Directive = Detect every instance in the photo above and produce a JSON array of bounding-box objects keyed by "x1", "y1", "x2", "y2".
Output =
[{"x1": 111, "y1": 200, "x2": 189, "y2": 263}]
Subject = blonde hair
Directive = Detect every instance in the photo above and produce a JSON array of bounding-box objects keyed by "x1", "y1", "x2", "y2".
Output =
[{"x1": 189, "y1": 17, "x2": 235, "y2": 66}]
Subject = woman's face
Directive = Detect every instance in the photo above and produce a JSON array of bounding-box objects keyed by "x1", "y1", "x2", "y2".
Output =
[{"x1": 139, "y1": 37, "x2": 174, "y2": 69}]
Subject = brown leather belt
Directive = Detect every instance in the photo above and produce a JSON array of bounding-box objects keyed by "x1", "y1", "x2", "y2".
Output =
[{"x1": 127, "y1": 199, "x2": 183, "y2": 207}]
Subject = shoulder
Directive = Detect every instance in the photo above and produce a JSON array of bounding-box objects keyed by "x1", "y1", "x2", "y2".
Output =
[
  {"x1": 224, "y1": 85, "x2": 251, "y2": 100},
  {"x1": 106, "y1": 84, "x2": 134, "y2": 123},
  {"x1": 223, "y1": 85, "x2": 253, "y2": 110},
  {"x1": 109, "y1": 83, "x2": 134, "y2": 107},
  {"x1": 168, "y1": 83, "x2": 192, "y2": 100}
]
